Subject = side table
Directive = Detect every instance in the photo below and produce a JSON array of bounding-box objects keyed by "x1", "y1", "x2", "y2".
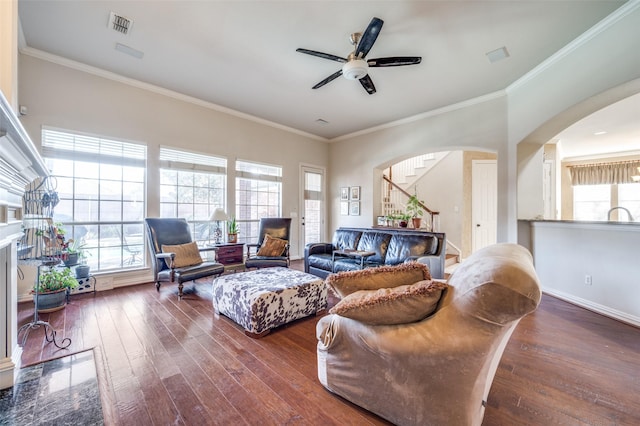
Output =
[{"x1": 212, "y1": 242, "x2": 245, "y2": 272}]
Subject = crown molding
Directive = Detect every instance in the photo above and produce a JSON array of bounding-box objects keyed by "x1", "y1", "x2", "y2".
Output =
[
  {"x1": 329, "y1": 90, "x2": 506, "y2": 142},
  {"x1": 19, "y1": 47, "x2": 328, "y2": 142},
  {"x1": 507, "y1": 1, "x2": 640, "y2": 93}
]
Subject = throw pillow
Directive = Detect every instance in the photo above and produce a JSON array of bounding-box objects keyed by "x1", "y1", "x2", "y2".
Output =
[
  {"x1": 329, "y1": 280, "x2": 447, "y2": 325},
  {"x1": 161, "y1": 242, "x2": 203, "y2": 268},
  {"x1": 326, "y1": 262, "x2": 431, "y2": 299},
  {"x1": 256, "y1": 234, "x2": 288, "y2": 257}
]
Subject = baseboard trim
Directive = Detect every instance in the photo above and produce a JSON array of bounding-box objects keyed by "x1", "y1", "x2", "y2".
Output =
[{"x1": 542, "y1": 288, "x2": 640, "y2": 328}]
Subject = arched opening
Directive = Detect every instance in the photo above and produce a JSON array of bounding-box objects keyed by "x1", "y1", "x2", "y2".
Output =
[
  {"x1": 375, "y1": 148, "x2": 497, "y2": 260},
  {"x1": 517, "y1": 81, "x2": 640, "y2": 223}
]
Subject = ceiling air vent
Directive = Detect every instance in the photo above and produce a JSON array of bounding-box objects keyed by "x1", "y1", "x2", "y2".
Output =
[{"x1": 108, "y1": 12, "x2": 133, "y2": 35}]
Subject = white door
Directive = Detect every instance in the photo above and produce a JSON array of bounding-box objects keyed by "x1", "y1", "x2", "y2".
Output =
[
  {"x1": 300, "y1": 166, "x2": 325, "y2": 249},
  {"x1": 543, "y1": 160, "x2": 555, "y2": 219},
  {"x1": 472, "y1": 160, "x2": 497, "y2": 252}
]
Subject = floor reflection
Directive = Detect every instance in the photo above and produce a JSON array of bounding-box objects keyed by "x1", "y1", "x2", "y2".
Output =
[{"x1": 0, "y1": 350, "x2": 103, "y2": 425}]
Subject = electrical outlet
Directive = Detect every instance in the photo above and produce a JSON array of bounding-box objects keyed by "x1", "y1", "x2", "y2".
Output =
[{"x1": 585, "y1": 275, "x2": 592, "y2": 285}]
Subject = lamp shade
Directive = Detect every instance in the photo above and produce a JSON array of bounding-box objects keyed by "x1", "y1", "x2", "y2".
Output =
[{"x1": 210, "y1": 208, "x2": 228, "y2": 221}]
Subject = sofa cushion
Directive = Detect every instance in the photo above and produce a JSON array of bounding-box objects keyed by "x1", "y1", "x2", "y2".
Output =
[
  {"x1": 356, "y1": 232, "x2": 392, "y2": 264},
  {"x1": 332, "y1": 229, "x2": 362, "y2": 250},
  {"x1": 326, "y1": 262, "x2": 431, "y2": 298},
  {"x1": 385, "y1": 234, "x2": 438, "y2": 265},
  {"x1": 308, "y1": 253, "x2": 334, "y2": 271},
  {"x1": 332, "y1": 258, "x2": 374, "y2": 273},
  {"x1": 257, "y1": 234, "x2": 288, "y2": 256},
  {"x1": 161, "y1": 242, "x2": 203, "y2": 268},
  {"x1": 329, "y1": 279, "x2": 447, "y2": 325}
]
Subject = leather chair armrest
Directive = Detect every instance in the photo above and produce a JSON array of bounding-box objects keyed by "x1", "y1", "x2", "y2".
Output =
[
  {"x1": 246, "y1": 243, "x2": 259, "y2": 258},
  {"x1": 156, "y1": 252, "x2": 176, "y2": 280},
  {"x1": 198, "y1": 246, "x2": 217, "y2": 253}
]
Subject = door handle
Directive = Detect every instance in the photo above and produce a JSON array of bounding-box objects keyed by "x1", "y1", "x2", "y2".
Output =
[{"x1": 476, "y1": 224, "x2": 481, "y2": 227}]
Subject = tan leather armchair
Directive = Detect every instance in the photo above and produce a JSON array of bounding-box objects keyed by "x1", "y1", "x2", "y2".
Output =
[{"x1": 316, "y1": 243, "x2": 541, "y2": 426}]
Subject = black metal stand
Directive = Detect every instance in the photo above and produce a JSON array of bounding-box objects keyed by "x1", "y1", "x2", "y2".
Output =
[{"x1": 17, "y1": 260, "x2": 71, "y2": 350}]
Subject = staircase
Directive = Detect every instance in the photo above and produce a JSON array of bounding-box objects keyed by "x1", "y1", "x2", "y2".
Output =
[
  {"x1": 382, "y1": 152, "x2": 449, "y2": 222},
  {"x1": 382, "y1": 152, "x2": 462, "y2": 272}
]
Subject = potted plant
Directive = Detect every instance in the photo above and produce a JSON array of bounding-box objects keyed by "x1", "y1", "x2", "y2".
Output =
[
  {"x1": 406, "y1": 194, "x2": 425, "y2": 229},
  {"x1": 398, "y1": 213, "x2": 411, "y2": 228},
  {"x1": 62, "y1": 238, "x2": 83, "y2": 267},
  {"x1": 33, "y1": 267, "x2": 79, "y2": 313},
  {"x1": 227, "y1": 217, "x2": 239, "y2": 243},
  {"x1": 67, "y1": 238, "x2": 91, "y2": 278}
]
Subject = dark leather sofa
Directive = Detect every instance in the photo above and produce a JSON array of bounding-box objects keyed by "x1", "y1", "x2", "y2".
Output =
[{"x1": 304, "y1": 227, "x2": 447, "y2": 279}]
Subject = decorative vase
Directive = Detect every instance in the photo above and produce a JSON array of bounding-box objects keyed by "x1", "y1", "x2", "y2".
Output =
[
  {"x1": 34, "y1": 288, "x2": 68, "y2": 313},
  {"x1": 412, "y1": 218, "x2": 422, "y2": 229},
  {"x1": 227, "y1": 233, "x2": 238, "y2": 243},
  {"x1": 399, "y1": 220, "x2": 408, "y2": 228}
]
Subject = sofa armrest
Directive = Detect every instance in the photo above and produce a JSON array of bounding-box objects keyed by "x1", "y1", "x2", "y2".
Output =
[
  {"x1": 305, "y1": 242, "x2": 333, "y2": 256},
  {"x1": 304, "y1": 242, "x2": 334, "y2": 272},
  {"x1": 409, "y1": 254, "x2": 445, "y2": 279}
]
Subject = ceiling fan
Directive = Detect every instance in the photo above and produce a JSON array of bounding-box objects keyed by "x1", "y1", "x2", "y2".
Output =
[{"x1": 296, "y1": 17, "x2": 421, "y2": 95}]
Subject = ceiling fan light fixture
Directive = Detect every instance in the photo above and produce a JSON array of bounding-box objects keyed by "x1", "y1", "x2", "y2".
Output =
[{"x1": 342, "y1": 59, "x2": 368, "y2": 80}]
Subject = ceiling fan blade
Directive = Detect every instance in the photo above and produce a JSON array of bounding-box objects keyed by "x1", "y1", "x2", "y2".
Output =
[
  {"x1": 368, "y1": 56, "x2": 422, "y2": 67},
  {"x1": 359, "y1": 74, "x2": 376, "y2": 95},
  {"x1": 296, "y1": 48, "x2": 347, "y2": 63},
  {"x1": 355, "y1": 17, "x2": 384, "y2": 59},
  {"x1": 312, "y1": 70, "x2": 343, "y2": 89}
]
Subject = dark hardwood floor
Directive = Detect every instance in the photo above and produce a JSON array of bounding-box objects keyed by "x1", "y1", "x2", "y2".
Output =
[{"x1": 17, "y1": 261, "x2": 640, "y2": 425}]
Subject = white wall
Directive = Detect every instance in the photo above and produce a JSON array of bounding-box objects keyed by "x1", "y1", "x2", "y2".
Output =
[
  {"x1": 17, "y1": 53, "x2": 329, "y2": 293},
  {"x1": 527, "y1": 221, "x2": 640, "y2": 327},
  {"x1": 517, "y1": 142, "x2": 544, "y2": 219},
  {"x1": 329, "y1": 94, "x2": 508, "y2": 235},
  {"x1": 413, "y1": 151, "x2": 463, "y2": 248}
]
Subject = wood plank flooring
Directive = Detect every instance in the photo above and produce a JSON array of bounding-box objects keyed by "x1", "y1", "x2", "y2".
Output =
[{"x1": 17, "y1": 261, "x2": 640, "y2": 425}]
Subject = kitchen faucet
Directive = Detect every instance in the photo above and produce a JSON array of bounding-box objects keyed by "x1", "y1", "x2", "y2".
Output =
[{"x1": 607, "y1": 206, "x2": 634, "y2": 221}]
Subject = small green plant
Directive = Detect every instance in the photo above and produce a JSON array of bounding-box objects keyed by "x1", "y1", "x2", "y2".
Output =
[
  {"x1": 406, "y1": 194, "x2": 425, "y2": 219},
  {"x1": 35, "y1": 267, "x2": 79, "y2": 293},
  {"x1": 227, "y1": 217, "x2": 239, "y2": 234}
]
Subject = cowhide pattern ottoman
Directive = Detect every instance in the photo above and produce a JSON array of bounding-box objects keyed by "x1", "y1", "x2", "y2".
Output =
[{"x1": 212, "y1": 267, "x2": 328, "y2": 338}]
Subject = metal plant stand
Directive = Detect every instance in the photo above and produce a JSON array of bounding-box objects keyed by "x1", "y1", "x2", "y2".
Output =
[
  {"x1": 17, "y1": 176, "x2": 72, "y2": 350},
  {"x1": 17, "y1": 261, "x2": 71, "y2": 349}
]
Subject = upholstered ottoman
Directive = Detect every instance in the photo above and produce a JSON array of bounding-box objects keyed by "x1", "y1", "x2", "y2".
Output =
[{"x1": 212, "y1": 267, "x2": 328, "y2": 338}]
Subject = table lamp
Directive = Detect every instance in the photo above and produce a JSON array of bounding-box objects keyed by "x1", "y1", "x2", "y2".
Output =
[{"x1": 210, "y1": 208, "x2": 228, "y2": 244}]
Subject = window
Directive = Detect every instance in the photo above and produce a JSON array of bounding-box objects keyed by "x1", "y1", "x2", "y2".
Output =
[
  {"x1": 573, "y1": 185, "x2": 610, "y2": 221},
  {"x1": 573, "y1": 183, "x2": 640, "y2": 221},
  {"x1": 42, "y1": 128, "x2": 146, "y2": 272},
  {"x1": 159, "y1": 147, "x2": 226, "y2": 245},
  {"x1": 235, "y1": 160, "x2": 282, "y2": 244},
  {"x1": 618, "y1": 183, "x2": 640, "y2": 221}
]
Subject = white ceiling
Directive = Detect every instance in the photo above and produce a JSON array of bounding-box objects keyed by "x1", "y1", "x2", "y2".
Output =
[{"x1": 18, "y1": 0, "x2": 637, "y2": 154}]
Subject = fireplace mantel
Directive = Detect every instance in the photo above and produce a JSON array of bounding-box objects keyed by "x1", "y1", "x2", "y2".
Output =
[{"x1": 0, "y1": 91, "x2": 48, "y2": 390}]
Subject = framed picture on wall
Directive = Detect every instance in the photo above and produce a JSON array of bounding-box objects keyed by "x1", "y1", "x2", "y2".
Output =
[
  {"x1": 349, "y1": 201, "x2": 360, "y2": 216},
  {"x1": 350, "y1": 186, "x2": 361, "y2": 201},
  {"x1": 340, "y1": 187, "x2": 349, "y2": 201},
  {"x1": 340, "y1": 201, "x2": 349, "y2": 215}
]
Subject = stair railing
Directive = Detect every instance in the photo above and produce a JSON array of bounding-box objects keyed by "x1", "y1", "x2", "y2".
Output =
[{"x1": 382, "y1": 174, "x2": 440, "y2": 231}]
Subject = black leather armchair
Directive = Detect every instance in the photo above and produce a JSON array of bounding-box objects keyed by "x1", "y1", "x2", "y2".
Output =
[
  {"x1": 144, "y1": 218, "x2": 225, "y2": 299},
  {"x1": 245, "y1": 218, "x2": 292, "y2": 269}
]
